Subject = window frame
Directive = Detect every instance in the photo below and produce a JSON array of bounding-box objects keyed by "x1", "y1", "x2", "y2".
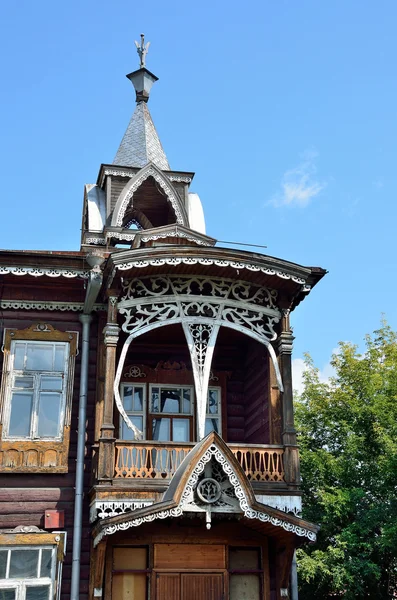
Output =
[
  {"x1": 0, "y1": 324, "x2": 79, "y2": 473},
  {"x1": 119, "y1": 383, "x2": 146, "y2": 440},
  {"x1": 0, "y1": 532, "x2": 66, "y2": 600}
]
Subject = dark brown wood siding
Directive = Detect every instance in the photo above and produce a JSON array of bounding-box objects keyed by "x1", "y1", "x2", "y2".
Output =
[
  {"x1": 0, "y1": 310, "x2": 99, "y2": 600},
  {"x1": 244, "y1": 342, "x2": 270, "y2": 444}
]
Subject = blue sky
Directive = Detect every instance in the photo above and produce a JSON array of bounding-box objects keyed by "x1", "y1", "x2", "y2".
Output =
[{"x1": 1, "y1": 1, "x2": 396, "y2": 377}]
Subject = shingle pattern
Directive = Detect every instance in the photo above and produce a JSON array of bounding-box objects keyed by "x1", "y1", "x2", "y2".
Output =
[{"x1": 112, "y1": 101, "x2": 170, "y2": 170}]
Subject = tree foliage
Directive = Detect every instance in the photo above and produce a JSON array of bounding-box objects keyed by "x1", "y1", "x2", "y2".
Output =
[{"x1": 295, "y1": 322, "x2": 397, "y2": 599}]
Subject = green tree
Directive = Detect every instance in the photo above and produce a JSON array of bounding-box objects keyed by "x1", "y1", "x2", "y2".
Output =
[{"x1": 295, "y1": 322, "x2": 397, "y2": 599}]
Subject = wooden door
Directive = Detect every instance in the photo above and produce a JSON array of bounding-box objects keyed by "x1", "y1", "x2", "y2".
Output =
[{"x1": 156, "y1": 573, "x2": 224, "y2": 600}]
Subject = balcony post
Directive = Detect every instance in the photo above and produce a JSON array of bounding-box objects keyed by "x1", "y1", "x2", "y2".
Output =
[
  {"x1": 98, "y1": 293, "x2": 120, "y2": 481},
  {"x1": 277, "y1": 309, "x2": 300, "y2": 486}
]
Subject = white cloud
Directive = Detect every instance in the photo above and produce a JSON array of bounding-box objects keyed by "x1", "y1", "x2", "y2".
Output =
[
  {"x1": 270, "y1": 151, "x2": 326, "y2": 208},
  {"x1": 292, "y1": 349, "x2": 338, "y2": 395}
]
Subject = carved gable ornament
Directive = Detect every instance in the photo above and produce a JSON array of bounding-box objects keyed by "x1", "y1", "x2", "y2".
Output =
[{"x1": 92, "y1": 432, "x2": 318, "y2": 546}]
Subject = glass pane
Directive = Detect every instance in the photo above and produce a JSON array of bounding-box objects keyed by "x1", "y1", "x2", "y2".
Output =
[
  {"x1": 122, "y1": 386, "x2": 133, "y2": 411},
  {"x1": 9, "y1": 549, "x2": 39, "y2": 578},
  {"x1": 26, "y1": 344, "x2": 53, "y2": 371},
  {"x1": 229, "y1": 548, "x2": 260, "y2": 570},
  {"x1": 0, "y1": 550, "x2": 7, "y2": 578},
  {"x1": 205, "y1": 417, "x2": 219, "y2": 436},
  {"x1": 230, "y1": 574, "x2": 260, "y2": 600},
  {"x1": 152, "y1": 418, "x2": 170, "y2": 441},
  {"x1": 151, "y1": 387, "x2": 159, "y2": 413},
  {"x1": 0, "y1": 591, "x2": 16, "y2": 600},
  {"x1": 41, "y1": 377, "x2": 63, "y2": 391},
  {"x1": 121, "y1": 416, "x2": 143, "y2": 440},
  {"x1": 13, "y1": 343, "x2": 25, "y2": 369},
  {"x1": 9, "y1": 392, "x2": 33, "y2": 437},
  {"x1": 37, "y1": 393, "x2": 62, "y2": 437},
  {"x1": 182, "y1": 389, "x2": 192, "y2": 414},
  {"x1": 40, "y1": 549, "x2": 53, "y2": 578},
  {"x1": 208, "y1": 389, "x2": 219, "y2": 414},
  {"x1": 133, "y1": 388, "x2": 143, "y2": 411},
  {"x1": 14, "y1": 376, "x2": 34, "y2": 388},
  {"x1": 160, "y1": 388, "x2": 180, "y2": 413},
  {"x1": 54, "y1": 345, "x2": 66, "y2": 371},
  {"x1": 173, "y1": 419, "x2": 190, "y2": 442},
  {"x1": 26, "y1": 587, "x2": 50, "y2": 600},
  {"x1": 113, "y1": 547, "x2": 147, "y2": 569}
]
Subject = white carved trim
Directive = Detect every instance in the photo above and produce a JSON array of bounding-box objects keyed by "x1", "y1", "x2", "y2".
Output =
[
  {"x1": 111, "y1": 164, "x2": 188, "y2": 227},
  {"x1": 0, "y1": 267, "x2": 89, "y2": 278},
  {"x1": 169, "y1": 176, "x2": 192, "y2": 183},
  {"x1": 114, "y1": 257, "x2": 309, "y2": 285},
  {"x1": 183, "y1": 323, "x2": 219, "y2": 440},
  {"x1": 85, "y1": 237, "x2": 107, "y2": 245},
  {"x1": 139, "y1": 229, "x2": 212, "y2": 246},
  {"x1": 90, "y1": 500, "x2": 153, "y2": 522},
  {"x1": 255, "y1": 494, "x2": 302, "y2": 517},
  {"x1": 106, "y1": 231, "x2": 137, "y2": 242},
  {"x1": 94, "y1": 444, "x2": 316, "y2": 546},
  {"x1": 0, "y1": 300, "x2": 106, "y2": 312}
]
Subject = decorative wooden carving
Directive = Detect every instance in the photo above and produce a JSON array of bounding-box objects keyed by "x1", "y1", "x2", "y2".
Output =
[{"x1": 114, "y1": 441, "x2": 285, "y2": 482}]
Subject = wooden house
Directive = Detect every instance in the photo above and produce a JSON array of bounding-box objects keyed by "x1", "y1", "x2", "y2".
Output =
[{"x1": 0, "y1": 42, "x2": 326, "y2": 600}]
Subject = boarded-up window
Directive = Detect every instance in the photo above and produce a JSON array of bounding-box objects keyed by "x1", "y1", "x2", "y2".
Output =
[
  {"x1": 112, "y1": 547, "x2": 148, "y2": 600},
  {"x1": 229, "y1": 548, "x2": 262, "y2": 600}
]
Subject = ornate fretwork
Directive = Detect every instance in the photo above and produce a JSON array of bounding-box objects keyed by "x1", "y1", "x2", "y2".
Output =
[
  {"x1": 123, "y1": 365, "x2": 147, "y2": 378},
  {"x1": 94, "y1": 444, "x2": 317, "y2": 545},
  {"x1": 114, "y1": 275, "x2": 283, "y2": 440},
  {"x1": 90, "y1": 500, "x2": 153, "y2": 523},
  {"x1": 113, "y1": 165, "x2": 187, "y2": 227},
  {"x1": 113, "y1": 257, "x2": 309, "y2": 288},
  {"x1": 0, "y1": 267, "x2": 88, "y2": 278}
]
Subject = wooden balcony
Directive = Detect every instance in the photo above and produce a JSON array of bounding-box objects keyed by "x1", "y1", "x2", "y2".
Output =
[{"x1": 114, "y1": 441, "x2": 285, "y2": 483}]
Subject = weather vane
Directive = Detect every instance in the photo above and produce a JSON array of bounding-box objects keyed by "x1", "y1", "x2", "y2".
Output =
[{"x1": 134, "y1": 33, "x2": 150, "y2": 69}]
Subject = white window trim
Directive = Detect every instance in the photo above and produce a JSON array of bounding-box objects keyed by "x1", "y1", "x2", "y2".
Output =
[
  {"x1": 0, "y1": 544, "x2": 56, "y2": 600},
  {"x1": 3, "y1": 341, "x2": 69, "y2": 442}
]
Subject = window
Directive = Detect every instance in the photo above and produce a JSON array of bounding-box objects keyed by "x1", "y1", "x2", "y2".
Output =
[
  {"x1": 0, "y1": 546, "x2": 56, "y2": 600},
  {"x1": 112, "y1": 547, "x2": 148, "y2": 600},
  {"x1": 150, "y1": 385, "x2": 193, "y2": 442},
  {"x1": 5, "y1": 341, "x2": 68, "y2": 440},
  {"x1": 120, "y1": 384, "x2": 146, "y2": 441},
  {"x1": 119, "y1": 382, "x2": 222, "y2": 442},
  {"x1": 205, "y1": 388, "x2": 221, "y2": 436},
  {"x1": 0, "y1": 324, "x2": 78, "y2": 472},
  {"x1": 229, "y1": 547, "x2": 263, "y2": 600}
]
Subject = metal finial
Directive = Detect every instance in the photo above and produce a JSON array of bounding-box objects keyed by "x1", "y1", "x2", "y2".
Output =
[{"x1": 134, "y1": 33, "x2": 150, "y2": 69}]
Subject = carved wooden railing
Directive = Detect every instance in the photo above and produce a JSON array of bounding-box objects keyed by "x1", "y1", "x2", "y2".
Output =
[{"x1": 114, "y1": 441, "x2": 285, "y2": 482}]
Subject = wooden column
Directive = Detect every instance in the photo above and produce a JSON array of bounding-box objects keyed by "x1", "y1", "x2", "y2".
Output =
[
  {"x1": 98, "y1": 294, "x2": 120, "y2": 482},
  {"x1": 88, "y1": 539, "x2": 107, "y2": 600},
  {"x1": 277, "y1": 309, "x2": 300, "y2": 486}
]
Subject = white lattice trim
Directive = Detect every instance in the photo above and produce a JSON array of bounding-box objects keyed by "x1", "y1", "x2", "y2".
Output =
[
  {"x1": 114, "y1": 257, "x2": 309, "y2": 285},
  {"x1": 94, "y1": 444, "x2": 316, "y2": 545},
  {"x1": 139, "y1": 229, "x2": 212, "y2": 246},
  {"x1": 90, "y1": 500, "x2": 153, "y2": 522},
  {"x1": 0, "y1": 300, "x2": 106, "y2": 312},
  {"x1": 0, "y1": 267, "x2": 89, "y2": 278}
]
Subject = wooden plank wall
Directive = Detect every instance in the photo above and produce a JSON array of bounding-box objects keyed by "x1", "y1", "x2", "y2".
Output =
[{"x1": 0, "y1": 310, "x2": 99, "y2": 600}]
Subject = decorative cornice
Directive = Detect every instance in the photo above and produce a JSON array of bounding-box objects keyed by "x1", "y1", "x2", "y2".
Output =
[
  {"x1": 138, "y1": 228, "x2": 212, "y2": 246},
  {"x1": 0, "y1": 300, "x2": 106, "y2": 312},
  {"x1": 105, "y1": 231, "x2": 136, "y2": 242},
  {"x1": 90, "y1": 500, "x2": 153, "y2": 523},
  {"x1": 113, "y1": 257, "x2": 308, "y2": 285},
  {"x1": 168, "y1": 175, "x2": 192, "y2": 183},
  {"x1": 0, "y1": 267, "x2": 89, "y2": 279},
  {"x1": 85, "y1": 237, "x2": 107, "y2": 246}
]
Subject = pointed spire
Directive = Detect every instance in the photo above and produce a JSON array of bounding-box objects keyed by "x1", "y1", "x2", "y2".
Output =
[{"x1": 112, "y1": 35, "x2": 170, "y2": 170}]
